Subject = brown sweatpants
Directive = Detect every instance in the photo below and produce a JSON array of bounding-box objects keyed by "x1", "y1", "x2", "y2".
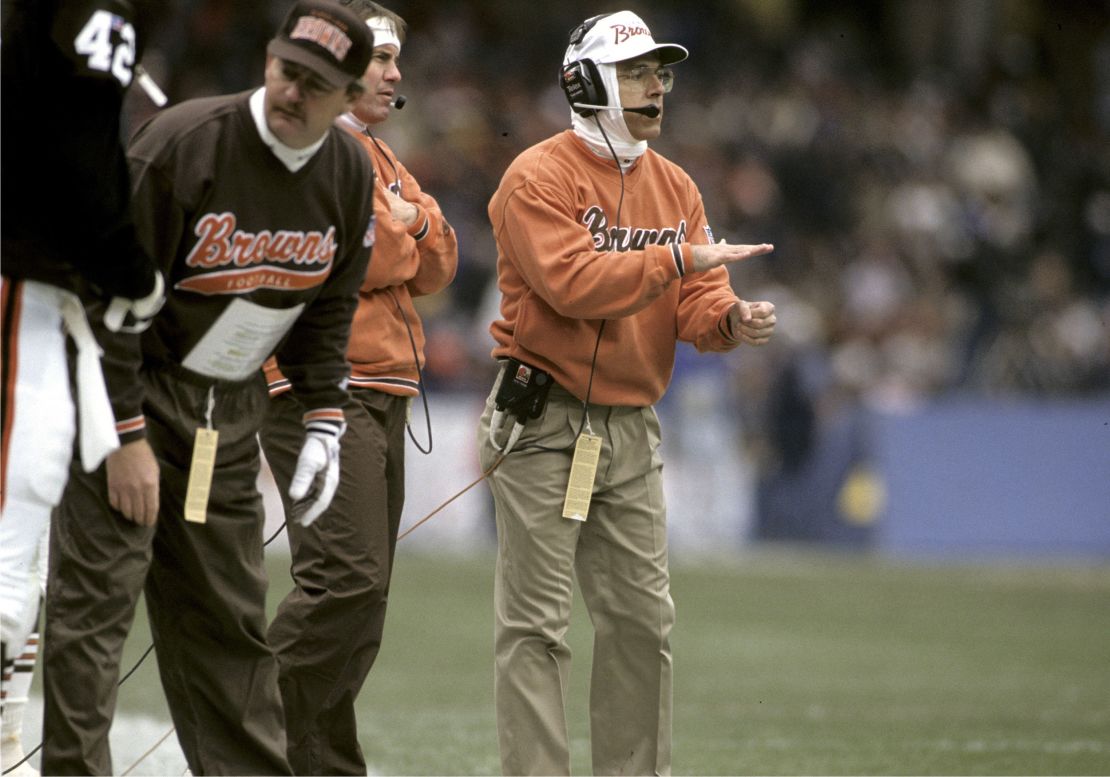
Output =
[
  {"x1": 42, "y1": 366, "x2": 291, "y2": 776},
  {"x1": 258, "y1": 388, "x2": 407, "y2": 775}
]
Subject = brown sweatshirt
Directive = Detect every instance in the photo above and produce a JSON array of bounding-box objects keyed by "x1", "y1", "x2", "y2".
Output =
[{"x1": 109, "y1": 90, "x2": 375, "y2": 442}]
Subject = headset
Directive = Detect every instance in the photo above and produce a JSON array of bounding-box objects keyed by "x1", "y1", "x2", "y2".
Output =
[
  {"x1": 559, "y1": 14, "x2": 609, "y2": 116},
  {"x1": 560, "y1": 15, "x2": 662, "y2": 120}
]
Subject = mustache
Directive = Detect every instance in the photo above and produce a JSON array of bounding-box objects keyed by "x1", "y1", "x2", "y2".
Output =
[{"x1": 273, "y1": 104, "x2": 305, "y2": 121}]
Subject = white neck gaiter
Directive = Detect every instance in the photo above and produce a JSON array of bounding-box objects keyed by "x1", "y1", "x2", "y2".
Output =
[
  {"x1": 249, "y1": 88, "x2": 328, "y2": 173},
  {"x1": 337, "y1": 112, "x2": 368, "y2": 134},
  {"x1": 569, "y1": 61, "x2": 646, "y2": 170}
]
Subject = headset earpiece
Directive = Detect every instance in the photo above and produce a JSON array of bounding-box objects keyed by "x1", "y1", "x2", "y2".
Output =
[
  {"x1": 562, "y1": 14, "x2": 612, "y2": 116},
  {"x1": 560, "y1": 58, "x2": 606, "y2": 116}
]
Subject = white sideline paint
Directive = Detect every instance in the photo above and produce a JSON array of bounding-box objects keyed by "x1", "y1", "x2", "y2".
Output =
[
  {"x1": 20, "y1": 695, "x2": 390, "y2": 776},
  {"x1": 16, "y1": 696, "x2": 185, "y2": 776}
]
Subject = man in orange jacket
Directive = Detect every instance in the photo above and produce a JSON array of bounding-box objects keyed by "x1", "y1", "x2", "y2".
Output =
[
  {"x1": 260, "y1": 2, "x2": 458, "y2": 773},
  {"x1": 478, "y1": 10, "x2": 776, "y2": 775}
]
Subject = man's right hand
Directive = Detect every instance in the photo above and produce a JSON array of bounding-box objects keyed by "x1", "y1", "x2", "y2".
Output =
[
  {"x1": 689, "y1": 241, "x2": 774, "y2": 273},
  {"x1": 106, "y1": 439, "x2": 160, "y2": 526}
]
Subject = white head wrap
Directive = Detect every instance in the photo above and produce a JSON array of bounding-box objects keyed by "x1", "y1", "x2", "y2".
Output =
[{"x1": 366, "y1": 15, "x2": 401, "y2": 51}]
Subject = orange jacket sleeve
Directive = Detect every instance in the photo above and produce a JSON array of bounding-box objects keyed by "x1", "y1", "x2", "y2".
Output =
[{"x1": 358, "y1": 136, "x2": 457, "y2": 297}]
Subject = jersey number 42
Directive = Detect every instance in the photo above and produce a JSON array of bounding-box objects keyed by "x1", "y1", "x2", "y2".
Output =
[{"x1": 73, "y1": 10, "x2": 136, "y2": 88}]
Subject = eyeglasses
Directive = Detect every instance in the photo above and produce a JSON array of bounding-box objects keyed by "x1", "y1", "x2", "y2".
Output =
[
  {"x1": 279, "y1": 60, "x2": 331, "y2": 98},
  {"x1": 617, "y1": 65, "x2": 675, "y2": 93}
]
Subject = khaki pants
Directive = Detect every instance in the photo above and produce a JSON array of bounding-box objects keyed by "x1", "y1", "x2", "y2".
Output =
[{"x1": 478, "y1": 370, "x2": 674, "y2": 776}]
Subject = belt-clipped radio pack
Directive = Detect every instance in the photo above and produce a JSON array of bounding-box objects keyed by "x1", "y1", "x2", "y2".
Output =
[{"x1": 495, "y1": 357, "x2": 553, "y2": 423}]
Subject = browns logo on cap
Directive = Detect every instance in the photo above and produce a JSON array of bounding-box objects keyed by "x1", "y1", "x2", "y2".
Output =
[
  {"x1": 564, "y1": 10, "x2": 687, "y2": 67},
  {"x1": 267, "y1": 0, "x2": 374, "y2": 89}
]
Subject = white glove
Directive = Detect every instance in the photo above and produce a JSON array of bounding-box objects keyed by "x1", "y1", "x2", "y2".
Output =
[
  {"x1": 288, "y1": 430, "x2": 341, "y2": 527},
  {"x1": 104, "y1": 271, "x2": 165, "y2": 333}
]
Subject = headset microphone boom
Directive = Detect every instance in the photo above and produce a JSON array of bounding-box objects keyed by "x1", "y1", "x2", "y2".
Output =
[{"x1": 571, "y1": 102, "x2": 659, "y2": 118}]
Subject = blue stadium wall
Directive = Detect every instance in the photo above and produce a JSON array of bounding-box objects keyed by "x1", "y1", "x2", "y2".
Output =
[
  {"x1": 873, "y1": 397, "x2": 1110, "y2": 559},
  {"x1": 756, "y1": 396, "x2": 1110, "y2": 559}
]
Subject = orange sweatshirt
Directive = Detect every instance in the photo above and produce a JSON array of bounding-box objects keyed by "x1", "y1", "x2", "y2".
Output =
[
  {"x1": 266, "y1": 128, "x2": 458, "y2": 397},
  {"x1": 487, "y1": 129, "x2": 743, "y2": 407}
]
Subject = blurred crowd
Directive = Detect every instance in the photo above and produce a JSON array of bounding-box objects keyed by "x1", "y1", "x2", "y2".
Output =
[{"x1": 128, "y1": 0, "x2": 1110, "y2": 481}]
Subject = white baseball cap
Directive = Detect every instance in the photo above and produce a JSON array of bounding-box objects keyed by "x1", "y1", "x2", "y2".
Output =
[{"x1": 563, "y1": 10, "x2": 688, "y2": 67}]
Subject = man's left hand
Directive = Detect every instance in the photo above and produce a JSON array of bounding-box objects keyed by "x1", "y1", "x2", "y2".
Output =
[
  {"x1": 728, "y1": 300, "x2": 776, "y2": 346},
  {"x1": 288, "y1": 431, "x2": 340, "y2": 526},
  {"x1": 382, "y1": 188, "x2": 419, "y2": 227}
]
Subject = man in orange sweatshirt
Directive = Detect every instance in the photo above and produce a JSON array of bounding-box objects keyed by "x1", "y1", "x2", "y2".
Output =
[
  {"x1": 478, "y1": 11, "x2": 776, "y2": 776},
  {"x1": 259, "y1": 2, "x2": 457, "y2": 774}
]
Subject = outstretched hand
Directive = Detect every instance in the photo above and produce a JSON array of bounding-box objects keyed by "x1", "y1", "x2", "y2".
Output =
[{"x1": 690, "y1": 240, "x2": 774, "y2": 274}]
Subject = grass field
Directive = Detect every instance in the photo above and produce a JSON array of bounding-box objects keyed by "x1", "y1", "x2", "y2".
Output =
[{"x1": 30, "y1": 546, "x2": 1110, "y2": 775}]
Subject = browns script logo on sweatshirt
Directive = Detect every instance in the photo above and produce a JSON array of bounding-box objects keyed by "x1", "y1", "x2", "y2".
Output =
[
  {"x1": 582, "y1": 206, "x2": 687, "y2": 252},
  {"x1": 176, "y1": 212, "x2": 338, "y2": 295}
]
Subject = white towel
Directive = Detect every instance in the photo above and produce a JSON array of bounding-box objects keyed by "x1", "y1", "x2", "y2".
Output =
[{"x1": 60, "y1": 293, "x2": 120, "y2": 471}]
